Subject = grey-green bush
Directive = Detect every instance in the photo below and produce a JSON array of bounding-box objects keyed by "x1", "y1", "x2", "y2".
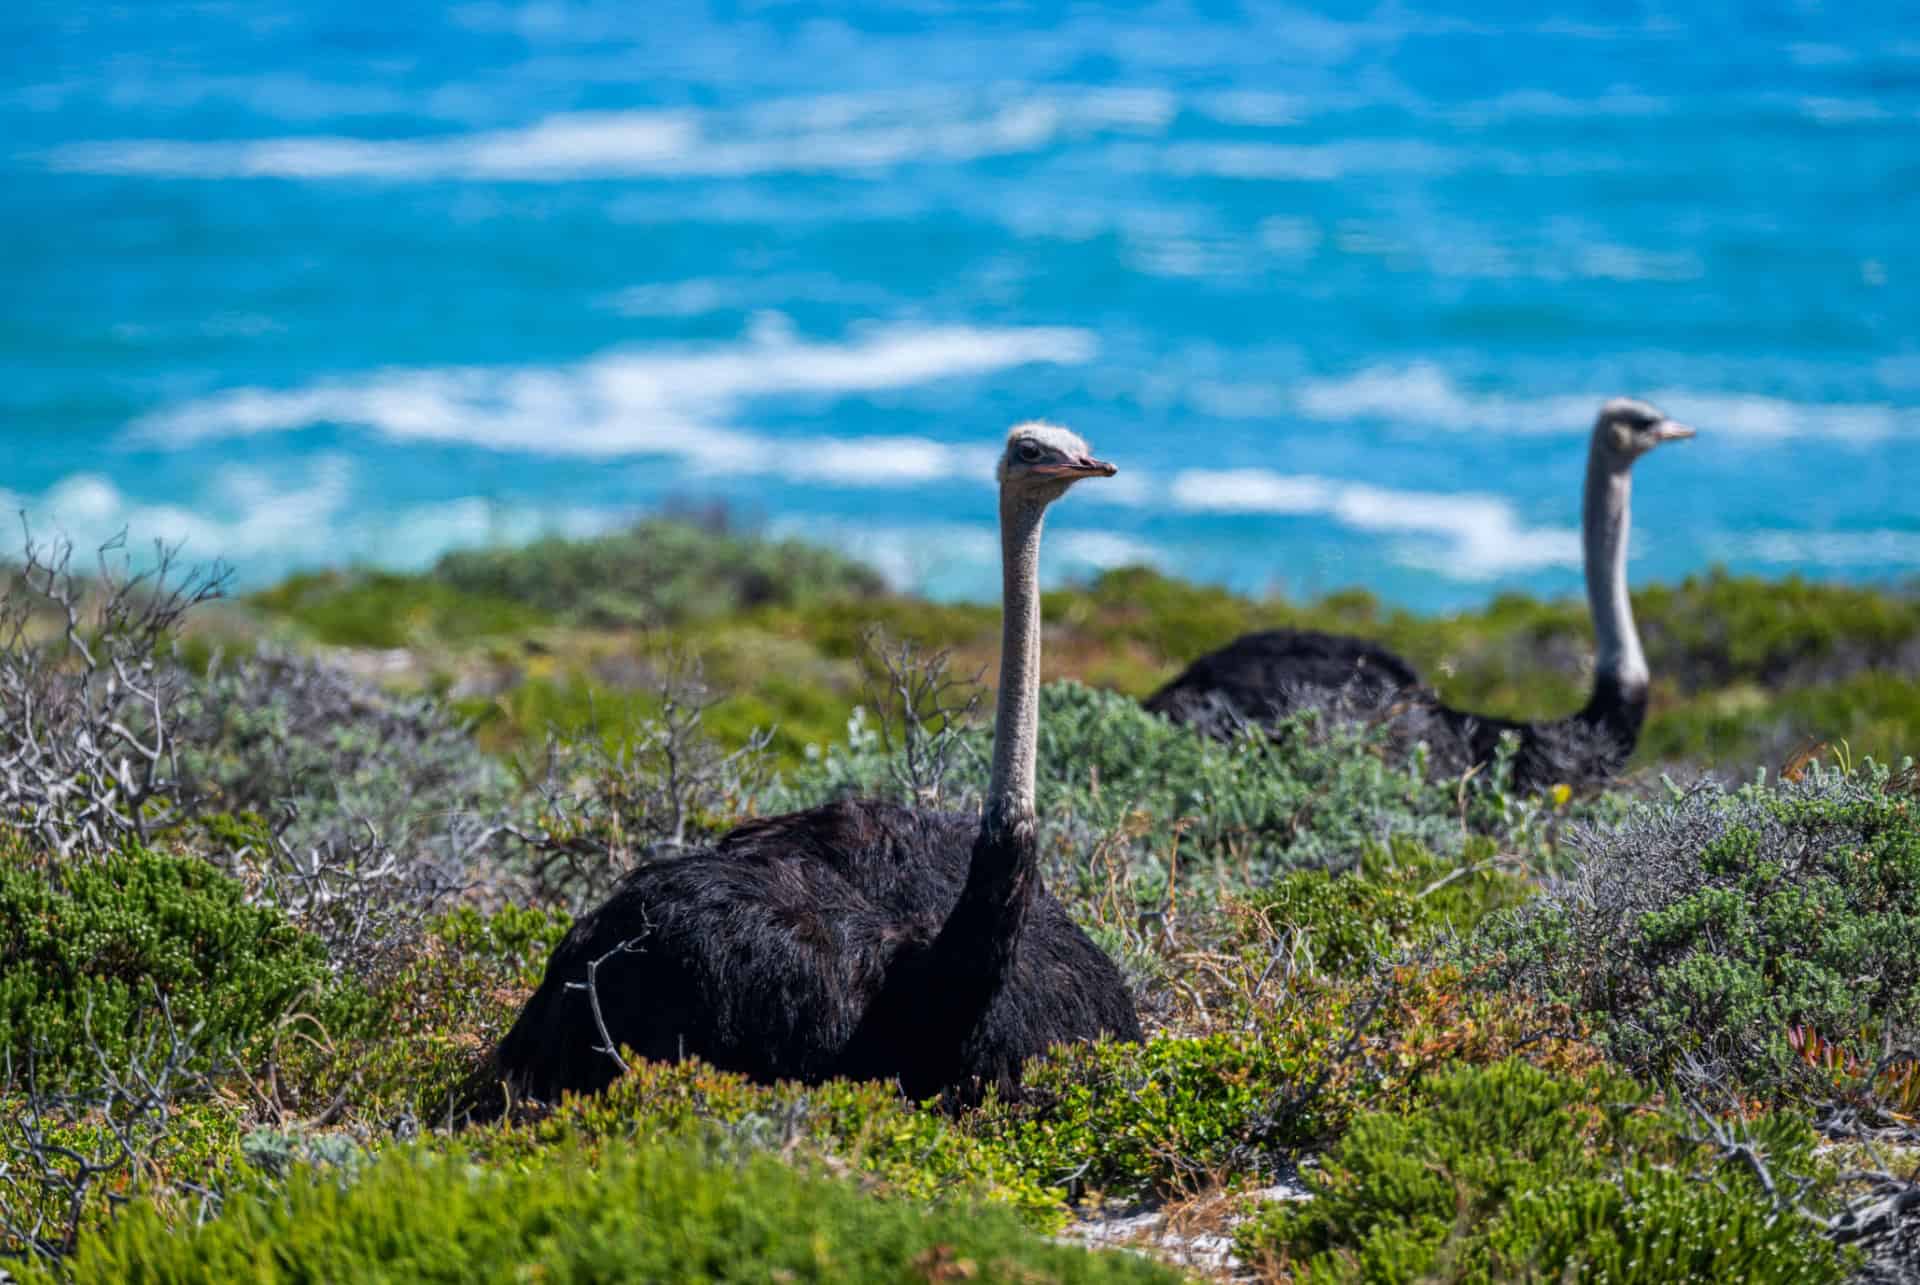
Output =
[
  {"x1": 1235, "y1": 1058, "x2": 1852, "y2": 1282},
  {"x1": 176, "y1": 648, "x2": 512, "y2": 863},
  {"x1": 1475, "y1": 763, "x2": 1920, "y2": 1095},
  {"x1": 786, "y1": 681, "x2": 1613, "y2": 894}
]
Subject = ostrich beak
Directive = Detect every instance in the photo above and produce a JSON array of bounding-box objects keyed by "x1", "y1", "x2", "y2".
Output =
[
  {"x1": 1060, "y1": 455, "x2": 1118, "y2": 478},
  {"x1": 1653, "y1": 420, "x2": 1696, "y2": 442}
]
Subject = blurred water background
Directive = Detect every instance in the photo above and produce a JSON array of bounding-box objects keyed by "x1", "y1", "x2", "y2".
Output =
[{"x1": 4, "y1": 1, "x2": 1917, "y2": 607}]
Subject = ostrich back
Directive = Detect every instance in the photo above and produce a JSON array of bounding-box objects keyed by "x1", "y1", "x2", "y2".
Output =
[
  {"x1": 1143, "y1": 630, "x2": 1641, "y2": 792},
  {"x1": 490, "y1": 798, "x2": 1139, "y2": 1107},
  {"x1": 1143, "y1": 629, "x2": 1425, "y2": 738}
]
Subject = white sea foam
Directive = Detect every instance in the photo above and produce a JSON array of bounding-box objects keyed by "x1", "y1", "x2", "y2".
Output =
[
  {"x1": 1054, "y1": 529, "x2": 1165, "y2": 570},
  {"x1": 1717, "y1": 529, "x2": 1920, "y2": 567},
  {"x1": 0, "y1": 459, "x2": 355, "y2": 563},
  {"x1": 775, "y1": 518, "x2": 1163, "y2": 593},
  {"x1": 49, "y1": 87, "x2": 1172, "y2": 182},
  {"x1": 1170, "y1": 468, "x2": 1579, "y2": 579},
  {"x1": 0, "y1": 455, "x2": 647, "y2": 581},
  {"x1": 1150, "y1": 139, "x2": 1460, "y2": 181},
  {"x1": 132, "y1": 320, "x2": 1096, "y2": 465},
  {"x1": 1285, "y1": 363, "x2": 1919, "y2": 443},
  {"x1": 1799, "y1": 96, "x2": 1892, "y2": 125}
]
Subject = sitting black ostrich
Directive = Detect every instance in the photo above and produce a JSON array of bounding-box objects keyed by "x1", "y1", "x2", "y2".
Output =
[
  {"x1": 487, "y1": 424, "x2": 1140, "y2": 1109},
  {"x1": 1144, "y1": 398, "x2": 1695, "y2": 791}
]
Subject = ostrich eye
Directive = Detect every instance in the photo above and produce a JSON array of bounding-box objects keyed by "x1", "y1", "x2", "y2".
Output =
[{"x1": 1016, "y1": 441, "x2": 1043, "y2": 462}]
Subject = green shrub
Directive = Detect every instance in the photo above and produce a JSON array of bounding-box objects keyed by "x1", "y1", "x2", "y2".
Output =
[
  {"x1": 1, "y1": 1094, "x2": 248, "y2": 1261},
  {"x1": 974, "y1": 970, "x2": 1597, "y2": 1205},
  {"x1": 278, "y1": 905, "x2": 571, "y2": 1122},
  {"x1": 246, "y1": 570, "x2": 549, "y2": 648},
  {"x1": 1641, "y1": 668, "x2": 1920, "y2": 773},
  {"x1": 1631, "y1": 569, "x2": 1920, "y2": 690},
  {"x1": 976, "y1": 1027, "x2": 1338, "y2": 1202},
  {"x1": 1474, "y1": 764, "x2": 1920, "y2": 1093},
  {"x1": 1241, "y1": 841, "x2": 1533, "y2": 978},
  {"x1": 37, "y1": 1137, "x2": 1180, "y2": 1284},
  {"x1": 1236, "y1": 1059, "x2": 1852, "y2": 1283},
  {"x1": 174, "y1": 649, "x2": 513, "y2": 860},
  {"x1": 468, "y1": 1057, "x2": 1068, "y2": 1230},
  {"x1": 0, "y1": 841, "x2": 337, "y2": 1087},
  {"x1": 432, "y1": 518, "x2": 887, "y2": 628}
]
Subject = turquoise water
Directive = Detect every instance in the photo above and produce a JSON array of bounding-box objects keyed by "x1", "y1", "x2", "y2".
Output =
[{"x1": 4, "y1": 2, "x2": 1917, "y2": 607}]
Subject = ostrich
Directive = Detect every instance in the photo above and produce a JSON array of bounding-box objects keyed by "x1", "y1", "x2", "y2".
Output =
[
  {"x1": 1144, "y1": 398, "x2": 1695, "y2": 791},
  {"x1": 488, "y1": 424, "x2": 1141, "y2": 1109}
]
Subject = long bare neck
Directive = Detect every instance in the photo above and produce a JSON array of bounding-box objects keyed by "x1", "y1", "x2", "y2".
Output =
[
  {"x1": 885, "y1": 488, "x2": 1048, "y2": 1089},
  {"x1": 987, "y1": 492, "x2": 1047, "y2": 821},
  {"x1": 1582, "y1": 436, "x2": 1648, "y2": 705}
]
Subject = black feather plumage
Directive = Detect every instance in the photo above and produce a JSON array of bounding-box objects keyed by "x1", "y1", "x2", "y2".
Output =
[
  {"x1": 488, "y1": 794, "x2": 1138, "y2": 1109},
  {"x1": 1143, "y1": 628, "x2": 1644, "y2": 792}
]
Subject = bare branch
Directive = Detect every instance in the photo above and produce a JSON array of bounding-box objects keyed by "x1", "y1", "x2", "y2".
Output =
[{"x1": 0, "y1": 525, "x2": 227, "y2": 859}]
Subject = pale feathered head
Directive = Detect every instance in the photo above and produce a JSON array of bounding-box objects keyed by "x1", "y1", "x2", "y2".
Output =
[
  {"x1": 1594, "y1": 397, "x2": 1696, "y2": 463},
  {"x1": 996, "y1": 422, "x2": 1116, "y2": 500}
]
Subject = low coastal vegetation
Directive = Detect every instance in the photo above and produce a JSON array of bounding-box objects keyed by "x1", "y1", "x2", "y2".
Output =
[{"x1": 4, "y1": 519, "x2": 1919, "y2": 1279}]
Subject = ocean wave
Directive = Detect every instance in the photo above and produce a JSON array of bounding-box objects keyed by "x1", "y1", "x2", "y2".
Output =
[
  {"x1": 1169, "y1": 468, "x2": 1579, "y2": 580},
  {"x1": 131, "y1": 318, "x2": 1096, "y2": 469},
  {"x1": 770, "y1": 518, "x2": 1163, "y2": 593},
  {"x1": 1282, "y1": 363, "x2": 1919, "y2": 443},
  {"x1": 1716, "y1": 529, "x2": 1920, "y2": 567},
  {"x1": 47, "y1": 87, "x2": 1172, "y2": 182},
  {"x1": 0, "y1": 456, "x2": 600, "y2": 572}
]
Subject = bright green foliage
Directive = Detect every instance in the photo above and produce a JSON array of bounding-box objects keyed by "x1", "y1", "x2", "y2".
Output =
[
  {"x1": 0, "y1": 1097, "x2": 248, "y2": 1260},
  {"x1": 1236, "y1": 1059, "x2": 1851, "y2": 1283},
  {"x1": 432, "y1": 518, "x2": 887, "y2": 628},
  {"x1": 1640, "y1": 668, "x2": 1920, "y2": 771},
  {"x1": 235, "y1": 526, "x2": 1920, "y2": 781},
  {"x1": 468, "y1": 1057, "x2": 1070, "y2": 1230},
  {"x1": 1630, "y1": 569, "x2": 1920, "y2": 690},
  {"x1": 36, "y1": 1137, "x2": 1179, "y2": 1285},
  {"x1": 1477, "y1": 766, "x2": 1920, "y2": 1090},
  {"x1": 976, "y1": 1026, "x2": 1343, "y2": 1202},
  {"x1": 974, "y1": 971, "x2": 1598, "y2": 1206},
  {"x1": 1242, "y1": 840, "x2": 1532, "y2": 977},
  {"x1": 246, "y1": 570, "x2": 550, "y2": 648},
  {"x1": 0, "y1": 842, "x2": 334, "y2": 1087}
]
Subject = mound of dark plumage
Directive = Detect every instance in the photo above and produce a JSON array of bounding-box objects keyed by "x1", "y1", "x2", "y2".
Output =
[
  {"x1": 1146, "y1": 399, "x2": 1694, "y2": 793},
  {"x1": 493, "y1": 798, "x2": 1138, "y2": 1105},
  {"x1": 484, "y1": 423, "x2": 1140, "y2": 1112},
  {"x1": 1142, "y1": 630, "x2": 1420, "y2": 740}
]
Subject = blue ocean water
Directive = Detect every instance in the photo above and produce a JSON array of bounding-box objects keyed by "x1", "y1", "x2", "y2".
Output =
[{"x1": 4, "y1": 2, "x2": 1917, "y2": 608}]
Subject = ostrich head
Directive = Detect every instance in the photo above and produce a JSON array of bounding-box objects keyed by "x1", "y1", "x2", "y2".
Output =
[
  {"x1": 1594, "y1": 397, "x2": 1695, "y2": 465},
  {"x1": 997, "y1": 421, "x2": 1117, "y2": 501}
]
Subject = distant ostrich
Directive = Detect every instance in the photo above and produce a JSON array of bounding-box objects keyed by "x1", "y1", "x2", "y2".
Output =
[
  {"x1": 488, "y1": 424, "x2": 1141, "y2": 1109},
  {"x1": 1145, "y1": 398, "x2": 1695, "y2": 791}
]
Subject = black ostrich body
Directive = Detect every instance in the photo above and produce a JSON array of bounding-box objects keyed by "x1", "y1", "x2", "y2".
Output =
[
  {"x1": 1141, "y1": 629, "x2": 1422, "y2": 736},
  {"x1": 487, "y1": 422, "x2": 1139, "y2": 1111},
  {"x1": 491, "y1": 798, "x2": 1139, "y2": 1106},
  {"x1": 1141, "y1": 400, "x2": 1691, "y2": 794},
  {"x1": 1143, "y1": 629, "x2": 1646, "y2": 792}
]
